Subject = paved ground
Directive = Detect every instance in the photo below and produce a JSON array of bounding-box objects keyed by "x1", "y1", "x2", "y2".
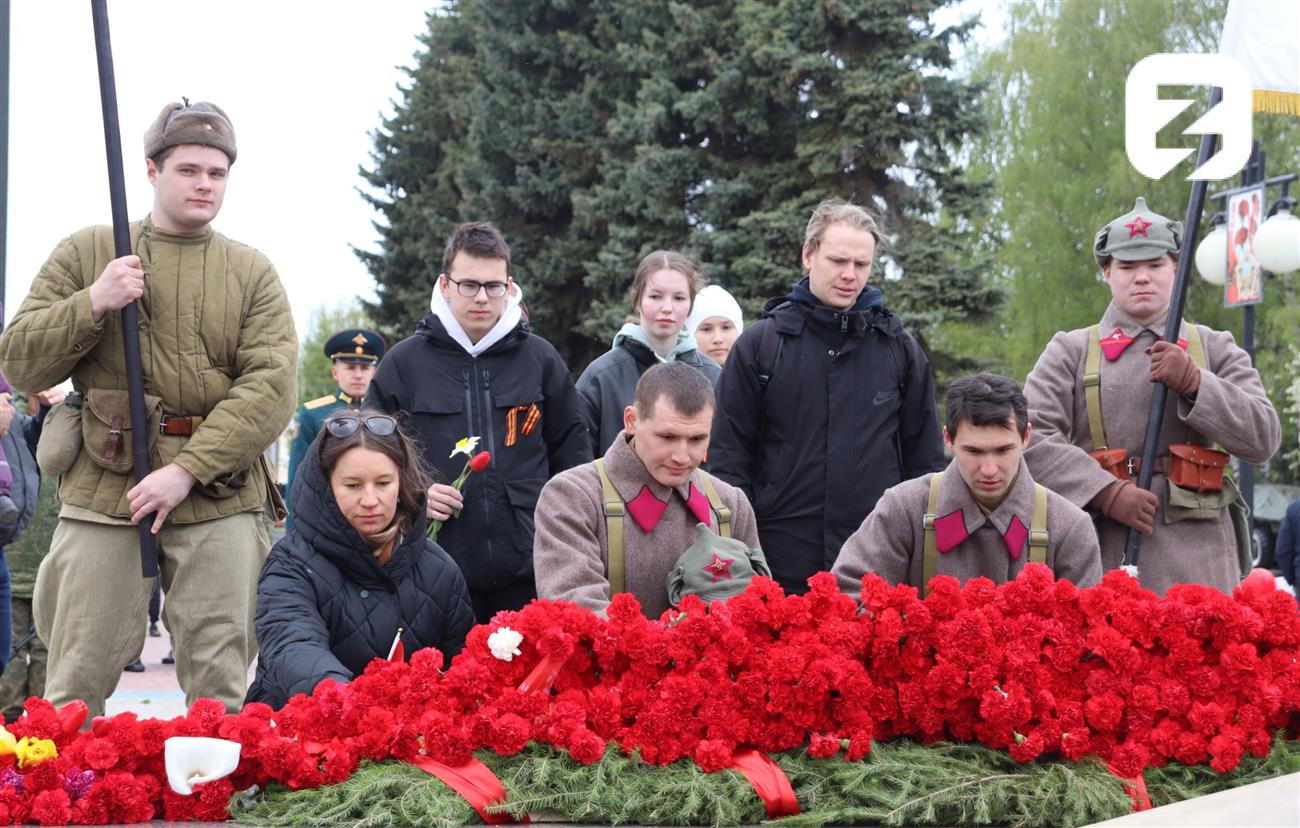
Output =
[{"x1": 105, "y1": 619, "x2": 190, "y2": 719}]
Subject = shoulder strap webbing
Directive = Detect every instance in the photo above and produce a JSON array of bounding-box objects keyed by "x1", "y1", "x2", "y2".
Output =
[
  {"x1": 594, "y1": 459, "x2": 625, "y2": 595},
  {"x1": 1084, "y1": 325, "x2": 1107, "y2": 451},
  {"x1": 1185, "y1": 323, "x2": 1207, "y2": 370},
  {"x1": 1029, "y1": 483, "x2": 1049, "y2": 565},
  {"x1": 921, "y1": 472, "x2": 942, "y2": 598},
  {"x1": 1085, "y1": 323, "x2": 1209, "y2": 453},
  {"x1": 697, "y1": 473, "x2": 732, "y2": 538}
]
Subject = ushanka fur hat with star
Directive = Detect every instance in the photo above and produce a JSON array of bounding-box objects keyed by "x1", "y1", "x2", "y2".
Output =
[
  {"x1": 667, "y1": 523, "x2": 772, "y2": 607},
  {"x1": 1094, "y1": 197, "x2": 1182, "y2": 267},
  {"x1": 144, "y1": 100, "x2": 237, "y2": 164}
]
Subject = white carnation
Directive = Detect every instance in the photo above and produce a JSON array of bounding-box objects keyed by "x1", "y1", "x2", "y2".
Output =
[{"x1": 487, "y1": 626, "x2": 524, "y2": 662}]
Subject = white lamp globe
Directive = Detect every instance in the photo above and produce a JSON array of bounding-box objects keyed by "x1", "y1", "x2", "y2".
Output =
[
  {"x1": 1256, "y1": 211, "x2": 1300, "y2": 273},
  {"x1": 1194, "y1": 225, "x2": 1229, "y2": 286}
]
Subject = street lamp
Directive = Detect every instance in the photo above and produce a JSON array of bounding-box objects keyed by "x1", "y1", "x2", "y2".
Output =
[
  {"x1": 1192, "y1": 141, "x2": 1300, "y2": 568},
  {"x1": 1256, "y1": 208, "x2": 1300, "y2": 274}
]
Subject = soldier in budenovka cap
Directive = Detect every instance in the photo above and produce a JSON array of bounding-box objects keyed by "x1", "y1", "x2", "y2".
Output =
[
  {"x1": 285, "y1": 328, "x2": 386, "y2": 530},
  {"x1": 1022, "y1": 198, "x2": 1280, "y2": 595},
  {"x1": 0, "y1": 99, "x2": 297, "y2": 717},
  {"x1": 833, "y1": 373, "x2": 1101, "y2": 597}
]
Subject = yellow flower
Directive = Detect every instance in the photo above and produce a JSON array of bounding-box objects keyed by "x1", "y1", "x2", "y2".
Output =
[
  {"x1": 450, "y1": 436, "x2": 481, "y2": 459},
  {"x1": 15, "y1": 736, "x2": 57, "y2": 769},
  {"x1": 0, "y1": 727, "x2": 15, "y2": 757}
]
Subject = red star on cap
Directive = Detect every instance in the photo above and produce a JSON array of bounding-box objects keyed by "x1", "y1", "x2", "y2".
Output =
[
  {"x1": 1125, "y1": 216, "x2": 1152, "y2": 238},
  {"x1": 702, "y1": 554, "x2": 734, "y2": 583}
]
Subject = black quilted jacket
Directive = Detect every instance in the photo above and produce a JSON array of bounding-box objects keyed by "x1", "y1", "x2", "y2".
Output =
[{"x1": 245, "y1": 444, "x2": 475, "y2": 709}]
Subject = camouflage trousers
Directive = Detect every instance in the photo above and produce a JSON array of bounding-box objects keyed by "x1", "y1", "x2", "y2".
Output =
[{"x1": 0, "y1": 598, "x2": 47, "y2": 721}]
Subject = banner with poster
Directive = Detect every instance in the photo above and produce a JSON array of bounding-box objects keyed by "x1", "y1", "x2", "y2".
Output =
[{"x1": 1225, "y1": 186, "x2": 1264, "y2": 307}]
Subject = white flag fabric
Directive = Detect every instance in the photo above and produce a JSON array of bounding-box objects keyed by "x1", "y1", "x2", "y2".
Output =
[{"x1": 1219, "y1": 0, "x2": 1300, "y2": 114}]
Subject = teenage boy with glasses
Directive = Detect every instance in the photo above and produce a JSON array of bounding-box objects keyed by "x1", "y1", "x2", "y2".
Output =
[{"x1": 369, "y1": 222, "x2": 591, "y2": 623}]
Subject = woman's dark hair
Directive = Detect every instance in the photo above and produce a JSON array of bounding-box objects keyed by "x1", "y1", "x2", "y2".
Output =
[{"x1": 317, "y1": 409, "x2": 430, "y2": 538}]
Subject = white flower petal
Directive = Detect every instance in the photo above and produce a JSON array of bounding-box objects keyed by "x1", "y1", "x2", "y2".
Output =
[
  {"x1": 488, "y1": 626, "x2": 525, "y2": 662},
  {"x1": 165, "y1": 736, "x2": 242, "y2": 795}
]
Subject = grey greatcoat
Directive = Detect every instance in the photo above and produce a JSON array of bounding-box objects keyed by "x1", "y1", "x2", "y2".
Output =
[
  {"x1": 832, "y1": 458, "x2": 1101, "y2": 596},
  {"x1": 533, "y1": 431, "x2": 759, "y2": 619},
  {"x1": 1023, "y1": 301, "x2": 1280, "y2": 595}
]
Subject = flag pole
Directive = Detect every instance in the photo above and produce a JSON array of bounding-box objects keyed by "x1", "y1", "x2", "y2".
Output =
[
  {"x1": 90, "y1": 0, "x2": 159, "y2": 578},
  {"x1": 1122, "y1": 87, "x2": 1223, "y2": 569}
]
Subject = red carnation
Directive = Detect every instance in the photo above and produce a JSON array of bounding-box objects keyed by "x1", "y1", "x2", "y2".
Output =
[
  {"x1": 807, "y1": 732, "x2": 842, "y2": 759},
  {"x1": 29, "y1": 788, "x2": 72, "y2": 827}
]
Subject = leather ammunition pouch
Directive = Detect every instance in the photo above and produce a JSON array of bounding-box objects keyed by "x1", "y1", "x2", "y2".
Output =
[
  {"x1": 81, "y1": 389, "x2": 163, "y2": 475},
  {"x1": 1166, "y1": 443, "x2": 1228, "y2": 493},
  {"x1": 1089, "y1": 448, "x2": 1132, "y2": 482}
]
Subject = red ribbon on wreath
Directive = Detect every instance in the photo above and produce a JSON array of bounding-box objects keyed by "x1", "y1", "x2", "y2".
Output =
[
  {"x1": 410, "y1": 754, "x2": 524, "y2": 825},
  {"x1": 730, "y1": 747, "x2": 800, "y2": 818},
  {"x1": 518, "y1": 652, "x2": 568, "y2": 694},
  {"x1": 1107, "y1": 763, "x2": 1152, "y2": 811}
]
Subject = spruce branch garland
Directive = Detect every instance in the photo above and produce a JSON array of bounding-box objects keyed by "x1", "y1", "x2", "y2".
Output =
[{"x1": 234, "y1": 736, "x2": 1300, "y2": 828}]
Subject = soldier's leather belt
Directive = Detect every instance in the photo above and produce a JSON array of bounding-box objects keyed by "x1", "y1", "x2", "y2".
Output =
[
  {"x1": 159, "y1": 415, "x2": 204, "y2": 436},
  {"x1": 1090, "y1": 448, "x2": 1167, "y2": 482}
]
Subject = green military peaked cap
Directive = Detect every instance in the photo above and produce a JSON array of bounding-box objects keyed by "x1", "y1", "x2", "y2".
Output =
[
  {"x1": 667, "y1": 523, "x2": 772, "y2": 607},
  {"x1": 1094, "y1": 197, "x2": 1183, "y2": 267},
  {"x1": 324, "y1": 328, "x2": 387, "y2": 365}
]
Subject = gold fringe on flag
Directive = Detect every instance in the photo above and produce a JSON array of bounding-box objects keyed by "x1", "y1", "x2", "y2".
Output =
[{"x1": 1253, "y1": 89, "x2": 1300, "y2": 116}]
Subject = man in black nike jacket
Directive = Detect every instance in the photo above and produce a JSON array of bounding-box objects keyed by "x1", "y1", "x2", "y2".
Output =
[{"x1": 709, "y1": 201, "x2": 945, "y2": 595}]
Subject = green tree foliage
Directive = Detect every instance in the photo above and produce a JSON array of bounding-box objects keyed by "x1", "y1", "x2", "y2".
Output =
[
  {"x1": 360, "y1": 0, "x2": 998, "y2": 373},
  {"x1": 297, "y1": 301, "x2": 374, "y2": 407},
  {"x1": 975, "y1": 0, "x2": 1300, "y2": 480}
]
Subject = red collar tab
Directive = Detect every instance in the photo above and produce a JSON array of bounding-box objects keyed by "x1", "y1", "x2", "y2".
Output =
[
  {"x1": 1003, "y1": 515, "x2": 1029, "y2": 560},
  {"x1": 934, "y1": 511, "x2": 969, "y2": 553},
  {"x1": 626, "y1": 487, "x2": 668, "y2": 533},
  {"x1": 1101, "y1": 329, "x2": 1187, "y2": 361},
  {"x1": 685, "y1": 483, "x2": 713, "y2": 528}
]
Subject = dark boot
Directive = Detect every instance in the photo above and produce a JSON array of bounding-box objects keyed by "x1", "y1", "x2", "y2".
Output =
[
  {"x1": 162, "y1": 649, "x2": 175, "y2": 665},
  {"x1": 123, "y1": 659, "x2": 145, "y2": 672}
]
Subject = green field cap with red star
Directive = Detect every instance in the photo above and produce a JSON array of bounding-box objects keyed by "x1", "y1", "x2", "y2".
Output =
[
  {"x1": 1093, "y1": 197, "x2": 1183, "y2": 267},
  {"x1": 666, "y1": 523, "x2": 772, "y2": 607}
]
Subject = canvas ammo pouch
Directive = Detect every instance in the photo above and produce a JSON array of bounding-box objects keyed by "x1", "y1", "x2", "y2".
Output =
[
  {"x1": 1166, "y1": 443, "x2": 1228, "y2": 493},
  {"x1": 81, "y1": 389, "x2": 163, "y2": 475},
  {"x1": 1089, "y1": 448, "x2": 1132, "y2": 482},
  {"x1": 35, "y1": 392, "x2": 85, "y2": 476},
  {"x1": 1165, "y1": 472, "x2": 1239, "y2": 524}
]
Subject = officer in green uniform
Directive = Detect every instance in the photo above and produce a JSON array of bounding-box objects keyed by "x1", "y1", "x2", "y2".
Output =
[{"x1": 285, "y1": 328, "x2": 386, "y2": 529}]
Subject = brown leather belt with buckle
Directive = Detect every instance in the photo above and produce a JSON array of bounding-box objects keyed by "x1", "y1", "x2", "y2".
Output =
[
  {"x1": 1124, "y1": 456, "x2": 1169, "y2": 477},
  {"x1": 159, "y1": 415, "x2": 204, "y2": 436}
]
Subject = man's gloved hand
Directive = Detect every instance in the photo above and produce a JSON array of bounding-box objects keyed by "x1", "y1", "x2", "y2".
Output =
[
  {"x1": 1090, "y1": 479, "x2": 1158, "y2": 534},
  {"x1": 1147, "y1": 340, "x2": 1200, "y2": 397}
]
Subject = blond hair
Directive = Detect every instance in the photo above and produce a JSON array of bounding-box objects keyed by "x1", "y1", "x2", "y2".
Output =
[{"x1": 803, "y1": 200, "x2": 882, "y2": 253}]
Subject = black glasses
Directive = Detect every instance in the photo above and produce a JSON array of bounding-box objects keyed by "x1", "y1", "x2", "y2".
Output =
[
  {"x1": 326, "y1": 414, "x2": 397, "y2": 439},
  {"x1": 445, "y1": 274, "x2": 509, "y2": 298}
]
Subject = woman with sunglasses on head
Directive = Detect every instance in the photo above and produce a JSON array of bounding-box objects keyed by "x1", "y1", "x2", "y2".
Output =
[{"x1": 245, "y1": 410, "x2": 474, "y2": 709}]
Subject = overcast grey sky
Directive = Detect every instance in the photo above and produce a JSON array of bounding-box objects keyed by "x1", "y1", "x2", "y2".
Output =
[{"x1": 5, "y1": 0, "x2": 431, "y2": 338}]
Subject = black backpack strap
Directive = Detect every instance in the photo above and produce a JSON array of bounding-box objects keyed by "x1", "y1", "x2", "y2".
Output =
[
  {"x1": 754, "y1": 319, "x2": 785, "y2": 485},
  {"x1": 756, "y1": 318, "x2": 785, "y2": 391}
]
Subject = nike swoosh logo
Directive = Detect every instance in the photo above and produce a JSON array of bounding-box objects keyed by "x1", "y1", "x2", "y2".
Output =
[{"x1": 873, "y1": 391, "x2": 897, "y2": 406}]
